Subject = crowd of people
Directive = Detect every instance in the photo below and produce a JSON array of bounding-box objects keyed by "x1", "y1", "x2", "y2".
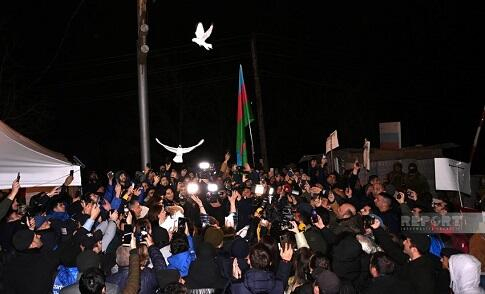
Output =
[{"x1": 0, "y1": 153, "x2": 484, "y2": 294}]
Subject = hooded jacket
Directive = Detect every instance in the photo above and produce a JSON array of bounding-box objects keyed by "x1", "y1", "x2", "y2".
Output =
[{"x1": 449, "y1": 254, "x2": 485, "y2": 294}]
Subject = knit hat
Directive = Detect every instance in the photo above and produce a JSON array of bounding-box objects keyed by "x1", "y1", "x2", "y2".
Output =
[
  {"x1": 230, "y1": 237, "x2": 250, "y2": 259},
  {"x1": 76, "y1": 250, "x2": 101, "y2": 272},
  {"x1": 12, "y1": 230, "x2": 35, "y2": 251},
  {"x1": 403, "y1": 233, "x2": 431, "y2": 253},
  {"x1": 204, "y1": 226, "x2": 224, "y2": 248}
]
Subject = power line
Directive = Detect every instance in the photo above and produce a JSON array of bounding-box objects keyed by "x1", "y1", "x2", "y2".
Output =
[
  {"x1": 70, "y1": 74, "x2": 236, "y2": 104},
  {"x1": 23, "y1": 0, "x2": 86, "y2": 92},
  {"x1": 22, "y1": 34, "x2": 251, "y2": 74},
  {"x1": 35, "y1": 53, "x2": 249, "y2": 89}
]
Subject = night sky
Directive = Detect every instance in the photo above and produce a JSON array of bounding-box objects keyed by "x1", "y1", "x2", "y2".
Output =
[{"x1": 1, "y1": 1, "x2": 484, "y2": 175}]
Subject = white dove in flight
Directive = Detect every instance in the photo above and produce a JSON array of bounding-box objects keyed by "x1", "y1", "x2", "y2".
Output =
[
  {"x1": 192, "y1": 22, "x2": 213, "y2": 50},
  {"x1": 155, "y1": 138, "x2": 205, "y2": 163}
]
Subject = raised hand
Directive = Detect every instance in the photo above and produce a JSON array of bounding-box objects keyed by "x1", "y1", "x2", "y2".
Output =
[
  {"x1": 407, "y1": 189, "x2": 418, "y2": 201},
  {"x1": 46, "y1": 186, "x2": 62, "y2": 197},
  {"x1": 64, "y1": 174, "x2": 74, "y2": 186},
  {"x1": 288, "y1": 220, "x2": 300, "y2": 234},
  {"x1": 102, "y1": 199, "x2": 112, "y2": 211},
  {"x1": 10, "y1": 179, "x2": 20, "y2": 198},
  {"x1": 232, "y1": 258, "x2": 242, "y2": 280},
  {"x1": 145, "y1": 233, "x2": 154, "y2": 247},
  {"x1": 321, "y1": 157, "x2": 327, "y2": 166},
  {"x1": 224, "y1": 152, "x2": 231, "y2": 162},
  {"x1": 27, "y1": 216, "x2": 36, "y2": 231},
  {"x1": 191, "y1": 195, "x2": 203, "y2": 207},
  {"x1": 153, "y1": 175, "x2": 161, "y2": 186},
  {"x1": 345, "y1": 187, "x2": 353, "y2": 198},
  {"x1": 134, "y1": 187, "x2": 143, "y2": 197},
  {"x1": 279, "y1": 242, "x2": 293, "y2": 262},
  {"x1": 109, "y1": 210, "x2": 119, "y2": 221},
  {"x1": 90, "y1": 203, "x2": 101, "y2": 220},
  {"x1": 229, "y1": 191, "x2": 240, "y2": 203},
  {"x1": 315, "y1": 215, "x2": 325, "y2": 230},
  {"x1": 395, "y1": 192, "x2": 405, "y2": 204}
]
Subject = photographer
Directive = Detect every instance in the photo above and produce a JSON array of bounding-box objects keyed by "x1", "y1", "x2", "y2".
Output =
[{"x1": 106, "y1": 226, "x2": 161, "y2": 294}]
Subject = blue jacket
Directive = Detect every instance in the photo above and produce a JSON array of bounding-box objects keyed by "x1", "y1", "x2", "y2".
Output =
[{"x1": 167, "y1": 235, "x2": 196, "y2": 277}]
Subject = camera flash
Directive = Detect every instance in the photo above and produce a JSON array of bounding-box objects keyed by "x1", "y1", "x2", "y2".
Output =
[
  {"x1": 255, "y1": 184, "x2": 264, "y2": 196},
  {"x1": 187, "y1": 182, "x2": 199, "y2": 194},
  {"x1": 268, "y1": 187, "x2": 274, "y2": 195},
  {"x1": 198, "y1": 162, "x2": 210, "y2": 170},
  {"x1": 207, "y1": 183, "x2": 218, "y2": 192}
]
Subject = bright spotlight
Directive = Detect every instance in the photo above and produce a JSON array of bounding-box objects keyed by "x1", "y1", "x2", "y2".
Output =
[
  {"x1": 199, "y1": 162, "x2": 210, "y2": 170},
  {"x1": 207, "y1": 183, "x2": 218, "y2": 192},
  {"x1": 255, "y1": 184, "x2": 265, "y2": 196},
  {"x1": 187, "y1": 182, "x2": 199, "y2": 194}
]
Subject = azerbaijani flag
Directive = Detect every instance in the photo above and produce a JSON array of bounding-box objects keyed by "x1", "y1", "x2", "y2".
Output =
[{"x1": 236, "y1": 65, "x2": 254, "y2": 166}]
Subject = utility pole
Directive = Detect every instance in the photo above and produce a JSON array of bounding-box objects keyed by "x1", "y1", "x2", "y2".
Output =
[
  {"x1": 250, "y1": 33, "x2": 269, "y2": 170},
  {"x1": 137, "y1": 0, "x2": 150, "y2": 169}
]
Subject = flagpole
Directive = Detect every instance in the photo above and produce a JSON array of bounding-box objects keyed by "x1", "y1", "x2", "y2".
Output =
[{"x1": 248, "y1": 120, "x2": 256, "y2": 168}]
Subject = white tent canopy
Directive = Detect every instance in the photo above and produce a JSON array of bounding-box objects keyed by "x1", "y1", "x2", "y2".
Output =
[{"x1": 0, "y1": 120, "x2": 81, "y2": 190}]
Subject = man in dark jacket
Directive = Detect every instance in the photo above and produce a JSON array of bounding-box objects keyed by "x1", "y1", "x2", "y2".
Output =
[
  {"x1": 372, "y1": 221, "x2": 443, "y2": 294},
  {"x1": 105, "y1": 244, "x2": 161, "y2": 294},
  {"x1": 4, "y1": 230, "x2": 61, "y2": 294},
  {"x1": 363, "y1": 252, "x2": 412, "y2": 294},
  {"x1": 231, "y1": 242, "x2": 293, "y2": 294},
  {"x1": 60, "y1": 250, "x2": 119, "y2": 294}
]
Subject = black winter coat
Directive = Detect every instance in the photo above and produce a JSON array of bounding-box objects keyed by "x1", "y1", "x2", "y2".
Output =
[{"x1": 3, "y1": 248, "x2": 60, "y2": 294}]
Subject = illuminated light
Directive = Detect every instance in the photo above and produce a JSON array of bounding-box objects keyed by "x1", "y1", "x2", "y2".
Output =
[
  {"x1": 207, "y1": 183, "x2": 218, "y2": 192},
  {"x1": 199, "y1": 162, "x2": 210, "y2": 170},
  {"x1": 187, "y1": 183, "x2": 199, "y2": 194}
]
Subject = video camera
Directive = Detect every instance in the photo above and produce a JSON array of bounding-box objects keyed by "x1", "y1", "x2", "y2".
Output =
[
  {"x1": 198, "y1": 162, "x2": 216, "y2": 180},
  {"x1": 279, "y1": 204, "x2": 294, "y2": 231},
  {"x1": 223, "y1": 179, "x2": 244, "y2": 194},
  {"x1": 206, "y1": 183, "x2": 219, "y2": 203}
]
